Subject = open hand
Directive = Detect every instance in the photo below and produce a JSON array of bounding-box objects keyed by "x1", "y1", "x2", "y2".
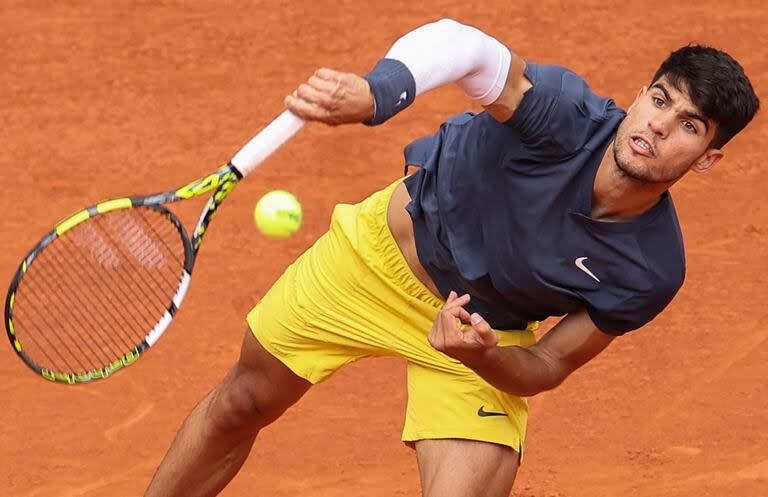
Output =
[
  {"x1": 428, "y1": 291, "x2": 499, "y2": 366},
  {"x1": 284, "y1": 68, "x2": 375, "y2": 125}
]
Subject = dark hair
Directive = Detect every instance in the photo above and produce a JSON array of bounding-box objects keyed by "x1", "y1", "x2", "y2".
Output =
[{"x1": 651, "y1": 45, "x2": 759, "y2": 149}]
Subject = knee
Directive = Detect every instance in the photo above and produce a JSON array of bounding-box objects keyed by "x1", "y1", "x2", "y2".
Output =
[{"x1": 206, "y1": 366, "x2": 282, "y2": 434}]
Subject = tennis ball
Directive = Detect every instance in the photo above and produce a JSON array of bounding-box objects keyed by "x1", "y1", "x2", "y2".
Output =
[{"x1": 253, "y1": 190, "x2": 303, "y2": 238}]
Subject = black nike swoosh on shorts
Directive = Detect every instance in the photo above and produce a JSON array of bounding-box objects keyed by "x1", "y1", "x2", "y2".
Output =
[{"x1": 477, "y1": 406, "x2": 508, "y2": 417}]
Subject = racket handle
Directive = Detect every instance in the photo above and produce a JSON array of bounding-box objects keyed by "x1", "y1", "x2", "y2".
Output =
[{"x1": 230, "y1": 110, "x2": 305, "y2": 177}]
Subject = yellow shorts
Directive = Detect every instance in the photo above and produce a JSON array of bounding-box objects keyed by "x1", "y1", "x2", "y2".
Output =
[{"x1": 247, "y1": 178, "x2": 537, "y2": 451}]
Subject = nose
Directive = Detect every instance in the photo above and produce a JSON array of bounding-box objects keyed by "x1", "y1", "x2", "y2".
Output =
[{"x1": 648, "y1": 114, "x2": 669, "y2": 138}]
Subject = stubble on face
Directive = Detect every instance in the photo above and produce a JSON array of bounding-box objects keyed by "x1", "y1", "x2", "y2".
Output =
[
  {"x1": 611, "y1": 77, "x2": 721, "y2": 185},
  {"x1": 611, "y1": 119, "x2": 691, "y2": 185}
]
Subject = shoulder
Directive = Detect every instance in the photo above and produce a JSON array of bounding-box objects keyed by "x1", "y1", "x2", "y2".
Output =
[
  {"x1": 505, "y1": 61, "x2": 625, "y2": 158},
  {"x1": 514, "y1": 62, "x2": 616, "y2": 112}
]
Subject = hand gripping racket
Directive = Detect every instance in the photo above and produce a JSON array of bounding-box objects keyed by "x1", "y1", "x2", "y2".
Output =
[{"x1": 5, "y1": 110, "x2": 304, "y2": 384}]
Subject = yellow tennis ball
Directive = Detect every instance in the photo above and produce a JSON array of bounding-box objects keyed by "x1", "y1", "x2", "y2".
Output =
[{"x1": 253, "y1": 190, "x2": 303, "y2": 238}]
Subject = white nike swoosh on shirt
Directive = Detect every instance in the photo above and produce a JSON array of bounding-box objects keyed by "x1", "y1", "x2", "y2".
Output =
[{"x1": 575, "y1": 257, "x2": 600, "y2": 282}]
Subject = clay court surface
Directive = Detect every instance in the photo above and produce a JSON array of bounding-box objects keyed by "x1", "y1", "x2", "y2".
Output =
[{"x1": 1, "y1": 1, "x2": 766, "y2": 496}]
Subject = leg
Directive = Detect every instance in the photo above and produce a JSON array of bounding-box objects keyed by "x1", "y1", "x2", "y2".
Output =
[
  {"x1": 144, "y1": 182, "x2": 415, "y2": 496},
  {"x1": 400, "y1": 335, "x2": 536, "y2": 497},
  {"x1": 415, "y1": 439, "x2": 519, "y2": 497},
  {"x1": 144, "y1": 329, "x2": 311, "y2": 497}
]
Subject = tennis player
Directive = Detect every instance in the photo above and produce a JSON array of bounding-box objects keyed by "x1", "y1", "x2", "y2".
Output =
[{"x1": 144, "y1": 19, "x2": 759, "y2": 497}]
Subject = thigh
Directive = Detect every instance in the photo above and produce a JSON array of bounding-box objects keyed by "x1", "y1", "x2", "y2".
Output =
[
  {"x1": 246, "y1": 179, "x2": 432, "y2": 384},
  {"x1": 246, "y1": 218, "x2": 388, "y2": 384},
  {"x1": 415, "y1": 438, "x2": 519, "y2": 497},
  {"x1": 401, "y1": 334, "x2": 533, "y2": 453},
  {"x1": 208, "y1": 329, "x2": 312, "y2": 430}
]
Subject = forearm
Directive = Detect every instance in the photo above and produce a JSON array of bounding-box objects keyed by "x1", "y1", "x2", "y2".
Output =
[
  {"x1": 464, "y1": 345, "x2": 564, "y2": 397},
  {"x1": 429, "y1": 307, "x2": 613, "y2": 398}
]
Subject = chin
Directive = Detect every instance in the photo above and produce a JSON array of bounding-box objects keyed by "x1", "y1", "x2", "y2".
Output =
[
  {"x1": 614, "y1": 146, "x2": 687, "y2": 185},
  {"x1": 613, "y1": 142, "x2": 653, "y2": 182}
]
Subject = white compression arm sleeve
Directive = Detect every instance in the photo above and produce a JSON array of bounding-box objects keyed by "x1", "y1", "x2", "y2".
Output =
[{"x1": 385, "y1": 19, "x2": 512, "y2": 106}]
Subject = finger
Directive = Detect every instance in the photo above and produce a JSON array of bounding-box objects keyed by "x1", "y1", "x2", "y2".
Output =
[
  {"x1": 308, "y1": 74, "x2": 339, "y2": 92},
  {"x1": 443, "y1": 293, "x2": 470, "y2": 310},
  {"x1": 284, "y1": 93, "x2": 333, "y2": 122},
  {"x1": 440, "y1": 303, "x2": 470, "y2": 324},
  {"x1": 447, "y1": 290, "x2": 458, "y2": 302},
  {"x1": 314, "y1": 67, "x2": 344, "y2": 81},
  {"x1": 296, "y1": 83, "x2": 337, "y2": 109},
  {"x1": 441, "y1": 306, "x2": 464, "y2": 325},
  {"x1": 428, "y1": 323, "x2": 447, "y2": 351},
  {"x1": 470, "y1": 313, "x2": 499, "y2": 347},
  {"x1": 457, "y1": 307, "x2": 472, "y2": 324},
  {"x1": 428, "y1": 329, "x2": 439, "y2": 349},
  {"x1": 440, "y1": 311, "x2": 467, "y2": 345}
]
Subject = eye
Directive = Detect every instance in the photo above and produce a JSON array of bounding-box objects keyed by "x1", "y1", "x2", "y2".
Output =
[
  {"x1": 682, "y1": 121, "x2": 697, "y2": 133},
  {"x1": 652, "y1": 97, "x2": 665, "y2": 108}
]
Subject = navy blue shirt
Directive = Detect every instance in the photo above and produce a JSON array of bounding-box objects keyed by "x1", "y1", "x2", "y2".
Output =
[{"x1": 403, "y1": 62, "x2": 685, "y2": 335}]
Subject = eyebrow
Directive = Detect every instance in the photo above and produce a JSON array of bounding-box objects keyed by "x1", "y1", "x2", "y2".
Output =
[{"x1": 651, "y1": 82, "x2": 710, "y2": 133}]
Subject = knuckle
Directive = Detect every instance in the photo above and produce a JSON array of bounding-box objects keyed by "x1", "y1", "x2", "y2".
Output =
[
  {"x1": 297, "y1": 83, "x2": 311, "y2": 96},
  {"x1": 297, "y1": 105, "x2": 324, "y2": 122},
  {"x1": 320, "y1": 94, "x2": 338, "y2": 109}
]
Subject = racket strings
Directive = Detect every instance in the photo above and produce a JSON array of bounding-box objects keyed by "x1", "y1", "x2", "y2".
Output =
[
  {"x1": 11, "y1": 207, "x2": 187, "y2": 375},
  {"x1": 24, "y1": 255, "x2": 121, "y2": 349},
  {"x1": 11, "y1": 289, "x2": 92, "y2": 374},
  {"x1": 16, "y1": 211, "x2": 182, "y2": 372},
  {"x1": 15, "y1": 232, "x2": 149, "y2": 372},
  {"x1": 37, "y1": 243, "x2": 143, "y2": 358},
  {"x1": 53, "y1": 220, "x2": 162, "y2": 338},
  {"x1": 15, "y1": 280, "x2": 118, "y2": 374},
  {"x1": 56, "y1": 222, "x2": 172, "y2": 334},
  {"x1": 18, "y1": 246, "x2": 135, "y2": 368},
  {"x1": 89, "y1": 216, "x2": 178, "y2": 313}
]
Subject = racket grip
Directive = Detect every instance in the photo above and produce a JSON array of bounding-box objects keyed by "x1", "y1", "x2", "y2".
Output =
[{"x1": 230, "y1": 110, "x2": 305, "y2": 177}]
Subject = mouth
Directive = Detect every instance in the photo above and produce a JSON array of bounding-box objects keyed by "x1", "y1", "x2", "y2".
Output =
[{"x1": 628, "y1": 134, "x2": 655, "y2": 158}]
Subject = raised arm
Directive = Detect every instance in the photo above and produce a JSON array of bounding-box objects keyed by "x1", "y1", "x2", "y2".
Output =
[{"x1": 285, "y1": 19, "x2": 531, "y2": 125}]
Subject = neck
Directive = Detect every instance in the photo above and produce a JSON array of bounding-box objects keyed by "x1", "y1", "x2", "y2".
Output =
[{"x1": 592, "y1": 141, "x2": 669, "y2": 221}]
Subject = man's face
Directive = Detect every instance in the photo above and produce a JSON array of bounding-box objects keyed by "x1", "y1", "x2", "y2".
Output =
[{"x1": 613, "y1": 75, "x2": 722, "y2": 184}]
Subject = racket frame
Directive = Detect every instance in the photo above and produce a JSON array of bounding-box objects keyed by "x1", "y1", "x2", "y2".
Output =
[
  {"x1": 5, "y1": 164, "x2": 241, "y2": 383},
  {"x1": 5, "y1": 110, "x2": 304, "y2": 384}
]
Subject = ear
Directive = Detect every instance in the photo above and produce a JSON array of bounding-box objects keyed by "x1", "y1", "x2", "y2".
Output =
[
  {"x1": 691, "y1": 148, "x2": 724, "y2": 174},
  {"x1": 627, "y1": 86, "x2": 648, "y2": 113}
]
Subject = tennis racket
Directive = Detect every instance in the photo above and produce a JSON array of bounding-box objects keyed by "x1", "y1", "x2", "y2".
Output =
[{"x1": 4, "y1": 110, "x2": 305, "y2": 384}]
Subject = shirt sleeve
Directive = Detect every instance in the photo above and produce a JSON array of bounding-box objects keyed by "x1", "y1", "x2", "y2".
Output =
[
  {"x1": 587, "y1": 243, "x2": 685, "y2": 335},
  {"x1": 572, "y1": 200, "x2": 687, "y2": 335},
  {"x1": 586, "y1": 283, "x2": 681, "y2": 336},
  {"x1": 505, "y1": 61, "x2": 619, "y2": 161}
]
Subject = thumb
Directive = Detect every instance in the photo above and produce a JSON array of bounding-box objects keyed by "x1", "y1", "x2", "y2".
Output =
[{"x1": 470, "y1": 313, "x2": 498, "y2": 347}]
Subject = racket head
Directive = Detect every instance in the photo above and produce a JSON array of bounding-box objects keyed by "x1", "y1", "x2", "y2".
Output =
[{"x1": 5, "y1": 200, "x2": 194, "y2": 384}]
